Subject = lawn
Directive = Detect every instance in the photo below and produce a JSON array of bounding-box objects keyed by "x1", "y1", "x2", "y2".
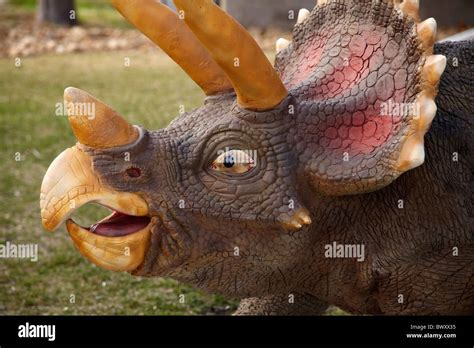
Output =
[{"x1": 0, "y1": 49, "x2": 238, "y2": 315}]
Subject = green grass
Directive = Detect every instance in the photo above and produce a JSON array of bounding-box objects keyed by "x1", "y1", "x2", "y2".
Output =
[{"x1": 0, "y1": 49, "x2": 238, "y2": 315}]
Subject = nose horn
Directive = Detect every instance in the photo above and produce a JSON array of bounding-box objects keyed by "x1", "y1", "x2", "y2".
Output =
[{"x1": 64, "y1": 87, "x2": 138, "y2": 148}]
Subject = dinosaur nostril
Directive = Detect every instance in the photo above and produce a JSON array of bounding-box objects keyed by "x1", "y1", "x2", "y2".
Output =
[{"x1": 126, "y1": 167, "x2": 141, "y2": 178}]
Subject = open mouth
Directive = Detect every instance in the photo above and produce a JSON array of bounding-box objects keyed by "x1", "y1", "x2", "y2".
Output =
[
  {"x1": 64, "y1": 206, "x2": 153, "y2": 272},
  {"x1": 84, "y1": 210, "x2": 151, "y2": 237}
]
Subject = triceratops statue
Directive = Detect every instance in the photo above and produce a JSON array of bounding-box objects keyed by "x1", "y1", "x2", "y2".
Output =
[{"x1": 40, "y1": 0, "x2": 473, "y2": 315}]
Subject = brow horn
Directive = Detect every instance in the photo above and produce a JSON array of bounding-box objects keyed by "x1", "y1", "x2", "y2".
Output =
[
  {"x1": 111, "y1": 0, "x2": 232, "y2": 96},
  {"x1": 173, "y1": 0, "x2": 288, "y2": 110},
  {"x1": 64, "y1": 87, "x2": 138, "y2": 148}
]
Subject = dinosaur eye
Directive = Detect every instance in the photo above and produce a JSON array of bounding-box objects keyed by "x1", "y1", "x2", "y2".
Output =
[{"x1": 210, "y1": 149, "x2": 255, "y2": 174}]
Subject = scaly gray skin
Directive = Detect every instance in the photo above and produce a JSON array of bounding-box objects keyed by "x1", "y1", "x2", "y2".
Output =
[
  {"x1": 53, "y1": 0, "x2": 473, "y2": 315},
  {"x1": 79, "y1": 37, "x2": 473, "y2": 315}
]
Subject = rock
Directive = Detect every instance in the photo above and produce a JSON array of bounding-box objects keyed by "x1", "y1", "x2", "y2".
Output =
[
  {"x1": 106, "y1": 38, "x2": 120, "y2": 50},
  {"x1": 69, "y1": 26, "x2": 87, "y2": 41},
  {"x1": 45, "y1": 40, "x2": 56, "y2": 50},
  {"x1": 55, "y1": 44, "x2": 65, "y2": 54}
]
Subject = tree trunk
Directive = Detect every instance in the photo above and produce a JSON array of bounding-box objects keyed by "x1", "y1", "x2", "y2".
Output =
[{"x1": 38, "y1": 0, "x2": 77, "y2": 26}]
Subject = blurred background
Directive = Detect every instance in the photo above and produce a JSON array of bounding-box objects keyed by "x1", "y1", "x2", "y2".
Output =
[
  {"x1": 0, "y1": 0, "x2": 472, "y2": 315},
  {"x1": 2, "y1": 0, "x2": 473, "y2": 58}
]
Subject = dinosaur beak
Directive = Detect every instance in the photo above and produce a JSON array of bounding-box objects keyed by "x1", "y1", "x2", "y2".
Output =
[
  {"x1": 40, "y1": 88, "x2": 152, "y2": 271},
  {"x1": 40, "y1": 146, "x2": 152, "y2": 271}
]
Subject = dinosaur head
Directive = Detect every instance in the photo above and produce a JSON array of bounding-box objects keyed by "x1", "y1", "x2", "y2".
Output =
[
  {"x1": 40, "y1": 0, "x2": 446, "y2": 297},
  {"x1": 40, "y1": 0, "x2": 312, "y2": 295}
]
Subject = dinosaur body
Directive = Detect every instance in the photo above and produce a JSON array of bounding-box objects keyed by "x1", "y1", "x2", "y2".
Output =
[{"x1": 40, "y1": 0, "x2": 473, "y2": 315}]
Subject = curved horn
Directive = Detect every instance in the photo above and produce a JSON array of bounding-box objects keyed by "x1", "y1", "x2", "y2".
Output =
[
  {"x1": 64, "y1": 87, "x2": 138, "y2": 148},
  {"x1": 111, "y1": 0, "x2": 232, "y2": 96},
  {"x1": 173, "y1": 0, "x2": 288, "y2": 110}
]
